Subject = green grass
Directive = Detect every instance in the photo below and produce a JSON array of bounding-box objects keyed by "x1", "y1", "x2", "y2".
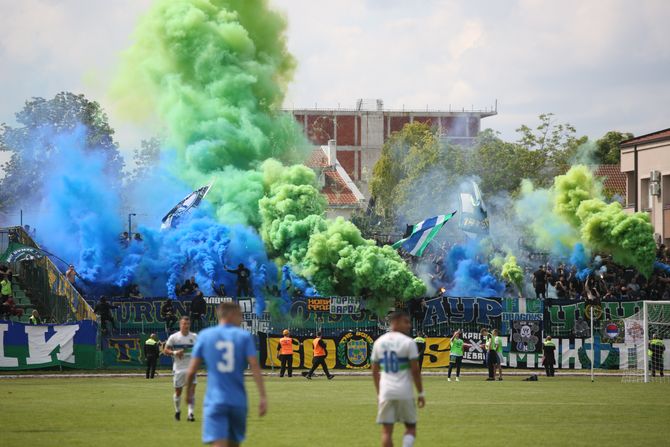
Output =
[{"x1": 3, "y1": 374, "x2": 669, "y2": 446}]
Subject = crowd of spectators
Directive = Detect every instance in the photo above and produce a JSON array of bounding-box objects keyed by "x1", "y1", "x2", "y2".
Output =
[{"x1": 531, "y1": 244, "x2": 670, "y2": 302}]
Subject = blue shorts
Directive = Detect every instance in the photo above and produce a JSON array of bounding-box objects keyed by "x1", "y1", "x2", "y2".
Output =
[{"x1": 202, "y1": 404, "x2": 247, "y2": 444}]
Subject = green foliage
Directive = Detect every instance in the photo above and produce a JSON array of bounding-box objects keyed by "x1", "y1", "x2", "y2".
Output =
[
  {"x1": 369, "y1": 114, "x2": 588, "y2": 221},
  {"x1": 0, "y1": 92, "x2": 123, "y2": 211},
  {"x1": 594, "y1": 131, "x2": 634, "y2": 165}
]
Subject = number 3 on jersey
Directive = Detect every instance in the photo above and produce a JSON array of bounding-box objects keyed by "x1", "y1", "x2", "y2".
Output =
[{"x1": 216, "y1": 340, "x2": 235, "y2": 373}]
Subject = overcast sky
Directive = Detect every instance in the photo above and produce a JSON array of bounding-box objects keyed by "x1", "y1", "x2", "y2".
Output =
[{"x1": 1, "y1": 0, "x2": 668, "y2": 160}]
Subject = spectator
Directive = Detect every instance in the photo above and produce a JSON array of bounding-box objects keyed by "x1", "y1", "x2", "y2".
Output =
[
  {"x1": 555, "y1": 276, "x2": 568, "y2": 299},
  {"x1": 94, "y1": 296, "x2": 117, "y2": 335},
  {"x1": 213, "y1": 282, "x2": 227, "y2": 297},
  {"x1": 65, "y1": 265, "x2": 80, "y2": 286},
  {"x1": 225, "y1": 263, "x2": 252, "y2": 297},
  {"x1": 1, "y1": 272, "x2": 12, "y2": 304},
  {"x1": 532, "y1": 265, "x2": 547, "y2": 299},
  {"x1": 161, "y1": 298, "x2": 178, "y2": 332},
  {"x1": 190, "y1": 291, "x2": 207, "y2": 332},
  {"x1": 133, "y1": 233, "x2": 143, "y2": 242},
  {"x1": 1, "y1": 296, "x2": 23, "y2": 319},
  {"x1": 29, "y1": 309, "x2": 42, "y2": 325},
  {"x1": 181, "y1": 277, "x2": 198, "y2": 296},
  {"x1": 127, "y1": 284, "x2": 142, "y2": 299},
  {"x1": 119, "y1": 232, "x2": 130, "y2": 248}
]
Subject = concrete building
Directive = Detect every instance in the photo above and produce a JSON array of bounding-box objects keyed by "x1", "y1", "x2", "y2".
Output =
[
  {"x1": 289, "y1": 99, "x2": 497, "y2": 200},
  {"x1": 620, "y1": 128, "x2": 670, "y2": 245}
]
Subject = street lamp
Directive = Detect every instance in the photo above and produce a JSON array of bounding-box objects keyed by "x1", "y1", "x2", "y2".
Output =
[{"x1": 128, "y1": 213, "x2": 137, "y2": 239}]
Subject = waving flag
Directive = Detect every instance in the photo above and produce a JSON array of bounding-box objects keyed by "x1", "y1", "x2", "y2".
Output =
[
  {"x1": 392, "y1": 212, "x2": 457, "y2": 256},
  {"x1": 161, "y1": 183, "x2": 213, "y2": 229}
]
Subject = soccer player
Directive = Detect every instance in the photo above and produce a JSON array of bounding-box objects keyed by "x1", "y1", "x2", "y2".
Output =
[
  {"x1": 164, "y1": 316, "x2": 198, "y2": 422},
  {"x1": 185, "y1": 302, "x2": 267, "y2": 447},
  {"x1": 371, "y1": 311, "x2": 425, "y2": 447},
  {"x1": 447, "y1": 330, "x2": 471, "y2": 382}
]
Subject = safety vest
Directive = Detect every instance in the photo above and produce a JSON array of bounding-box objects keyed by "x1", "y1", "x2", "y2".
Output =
[
  {"x1": 313, "y1": 337, "x2": 326, "y2": 357},
  {"x1": 544, "y1": 340, "x2": 556, "y2": 347},
  {"x1": 29, "y1": 315, "x2": 39, "y2": 325},
  {"x1": 414, "y1": 336, "x2": 426, "y2": 344},
  {"x1": 145, "y1": 338, "x2": 158, "y2": 346},
  {"x1": 280, "y1": 337, "x2": 294, "y2": 355},
  {"x1": 0, "y1": 279, "x2": 11, "y2": 295},
  {"x1": 651, "y1": 338, "x2": 664, "y2": 346}
]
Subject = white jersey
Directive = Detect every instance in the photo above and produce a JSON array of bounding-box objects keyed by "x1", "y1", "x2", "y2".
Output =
[
  {"x1": 371, "y1": 331, "x2": 419, "y2": 401},
  {"x1": 165, "y1": 331, "x2": 197, "y2": 372}
]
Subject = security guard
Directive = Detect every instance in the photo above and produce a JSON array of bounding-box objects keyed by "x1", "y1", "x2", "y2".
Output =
[
  {"x1": 306, "y1": 331, "x2": 334, "y2": 380},
  {"x1": 277, "y1": 329, "x2": 295, "y2": 377},
  {"x1": 649, "y1": 334, "x2": 665, "y2": 377},
  {"x1": 414, "y1": 331, "x2": 426, "y2": 370},
  {"x1": 542, "y1": 336, "x2": 556, "y2": 377},
  {"x1": 144, "y1": 333, "x2": 160, "y2": 379}
]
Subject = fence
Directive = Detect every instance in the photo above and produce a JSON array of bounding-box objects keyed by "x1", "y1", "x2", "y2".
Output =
[{"x1": 0, "y1": 226, "x2": 96, "y2": 323}]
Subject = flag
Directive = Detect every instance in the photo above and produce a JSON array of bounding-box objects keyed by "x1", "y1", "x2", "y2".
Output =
[
  {"x1": 458, "y1": 180, "x2": 489, "y2": 238},
  {"x1": 392, "y1": 212, "x2": 457, "y2": 256},
  {"x1": 161, "y1": 183, "x2": 213, "y2": 229}
]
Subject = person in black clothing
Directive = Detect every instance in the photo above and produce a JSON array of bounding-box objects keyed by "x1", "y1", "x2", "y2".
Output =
[
  {"x1": 555, "y1": 276, "x2": 568, "y2": 299},
  {"x1": 144, "y1": 333, "x2": 161, "y2": 379},
  {"x1": 190, "y1": 291, "x2": 207, "y2": 332},
  {"x1": 414, "y1": 331, "x2": 426, "y2": 370},
  {"x1": 533, "y1": 266, "x2": 547, "y2": 299},
  {"x1": 94, "y1": 296, "x2": 117, "y2": 334},
  {"x1": 161, "y1": 299, "x2": 178, "y2": 332},
  {"x1": 225, "y1": 263, "x2": 252, "y2": 297},
  {"x1": 542, "y1": 336, "x2": 556, "y2": 377}
]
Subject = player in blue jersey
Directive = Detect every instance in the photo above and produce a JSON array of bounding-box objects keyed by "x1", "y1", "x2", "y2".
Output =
[{"x1": 185, "y1": 302, "x2": 267, "y2": 446}]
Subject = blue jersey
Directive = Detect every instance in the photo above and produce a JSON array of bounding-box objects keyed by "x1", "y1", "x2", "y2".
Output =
[{"x1": 192, "y1": 323, "x2": 256, "y2": 408}]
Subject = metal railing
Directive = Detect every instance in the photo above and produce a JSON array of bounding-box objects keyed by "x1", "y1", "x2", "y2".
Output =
[{"x1": 1, "y1": 226, "x2": 96, "y2": 323}]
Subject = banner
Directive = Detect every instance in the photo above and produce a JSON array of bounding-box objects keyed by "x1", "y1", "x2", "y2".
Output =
[
  {"x1": 0, "y1": 242, "x2": 44, "y2": 263},
  {"x1": 330, "y1": 297, "x2": 361, "y2": 315},
  {"x1": 161, "y1": 183, "x2": 212, "y2": 229},
  {"x1": 0, "y1": 320, "x2": 98, "y2": 370},
  {"x1": 510, "y1": 321, "x2": 542, "y2": 353},
  {"x1": 544, "y1": 299, "x2": 642, "y2": 337}
]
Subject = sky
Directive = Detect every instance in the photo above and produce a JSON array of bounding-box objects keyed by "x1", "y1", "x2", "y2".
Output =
[{"x1": 0, "y1": 0, "x2": 669, "y2": 164}]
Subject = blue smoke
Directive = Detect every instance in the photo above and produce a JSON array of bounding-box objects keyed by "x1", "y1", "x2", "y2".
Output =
[
  {"x1": 441, "y1": 239, "x2": 504, "y2": 297},
  {"x1": 21, "y1": 124, "x2": 275, "y2": 313}
]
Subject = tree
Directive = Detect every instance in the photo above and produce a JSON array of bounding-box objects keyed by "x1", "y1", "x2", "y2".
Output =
[
  {"x1": 128, "y1": 138, "x2": 161, "y2": 182},
  {"x1": 594, "y1": 131, "x2": 633, "y2": 165},
  {"x1": 0, "y1": 92, "x2": 123, "y2": 211}
]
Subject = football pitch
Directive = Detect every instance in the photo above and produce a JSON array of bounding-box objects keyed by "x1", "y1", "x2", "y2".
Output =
[{"x1": 3, "y1": 374, "x2": 669, "y2": 446}]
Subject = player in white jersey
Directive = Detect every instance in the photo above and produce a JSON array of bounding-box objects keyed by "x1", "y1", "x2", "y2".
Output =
[
  {"x1": 371, "y1": 311, "x2": 425, "y2": 447},
  {"x1": 164, "y1": 316, "x2": 198, "y2": 422}
]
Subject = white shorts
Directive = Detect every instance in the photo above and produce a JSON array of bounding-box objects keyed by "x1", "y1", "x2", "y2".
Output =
[
  {"x1": 173, "y1": 370, "x2": 197, "y2": 389},
  {"x1": 376, "y1": 399, "x2": 417, "y2": 425}
]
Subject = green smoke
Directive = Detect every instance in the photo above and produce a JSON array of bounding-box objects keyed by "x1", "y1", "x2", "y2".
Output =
[
  {"x1": 112, "y1": 0, "x2": 305, "y2": 226},
  {"x1": 258, "y1": 162, "x2": 426, "y2": 309},
  {"x1": 113, "y1": 0, "x2": 425, "y2": 308},
  {"x1": 501, "y1": 255, "x2": 523, "y2": 289},
  {"x1": 554, "y1": 165, "x2": 655, "y2": 276}
]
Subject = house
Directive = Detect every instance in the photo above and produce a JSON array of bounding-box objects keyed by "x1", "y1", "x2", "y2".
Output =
[
  {"x1": 305, "y1": 140, "x2": 366, "y2": 220},
  {"x1": 620, "y1": 128, "x2": 670, "y2": 245}
]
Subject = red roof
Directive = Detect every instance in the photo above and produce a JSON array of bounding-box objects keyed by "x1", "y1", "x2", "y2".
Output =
[
  {"x1": 594, "y1": 164, "x2": 626, "y2": 197},
  {"x1": 620, "y1": 128, "x2": 670, "y2": 147},
  {"x1": 305, "y1": 148, "x2": 329, "y2": 168},
  {"x1": 322, "y1": 170, "x2": 360, "y2": 206}
]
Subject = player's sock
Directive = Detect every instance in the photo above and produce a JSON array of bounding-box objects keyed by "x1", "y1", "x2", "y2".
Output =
[
  {"x1": 402, "y1": 434, "x2": 415, "y2": 447},
  {"x1": 188, "y1": 402, "x2": 195, "y2": 416},
  {"x1": 174, "y1": 394, "x2": 181, "y2": 412}
]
